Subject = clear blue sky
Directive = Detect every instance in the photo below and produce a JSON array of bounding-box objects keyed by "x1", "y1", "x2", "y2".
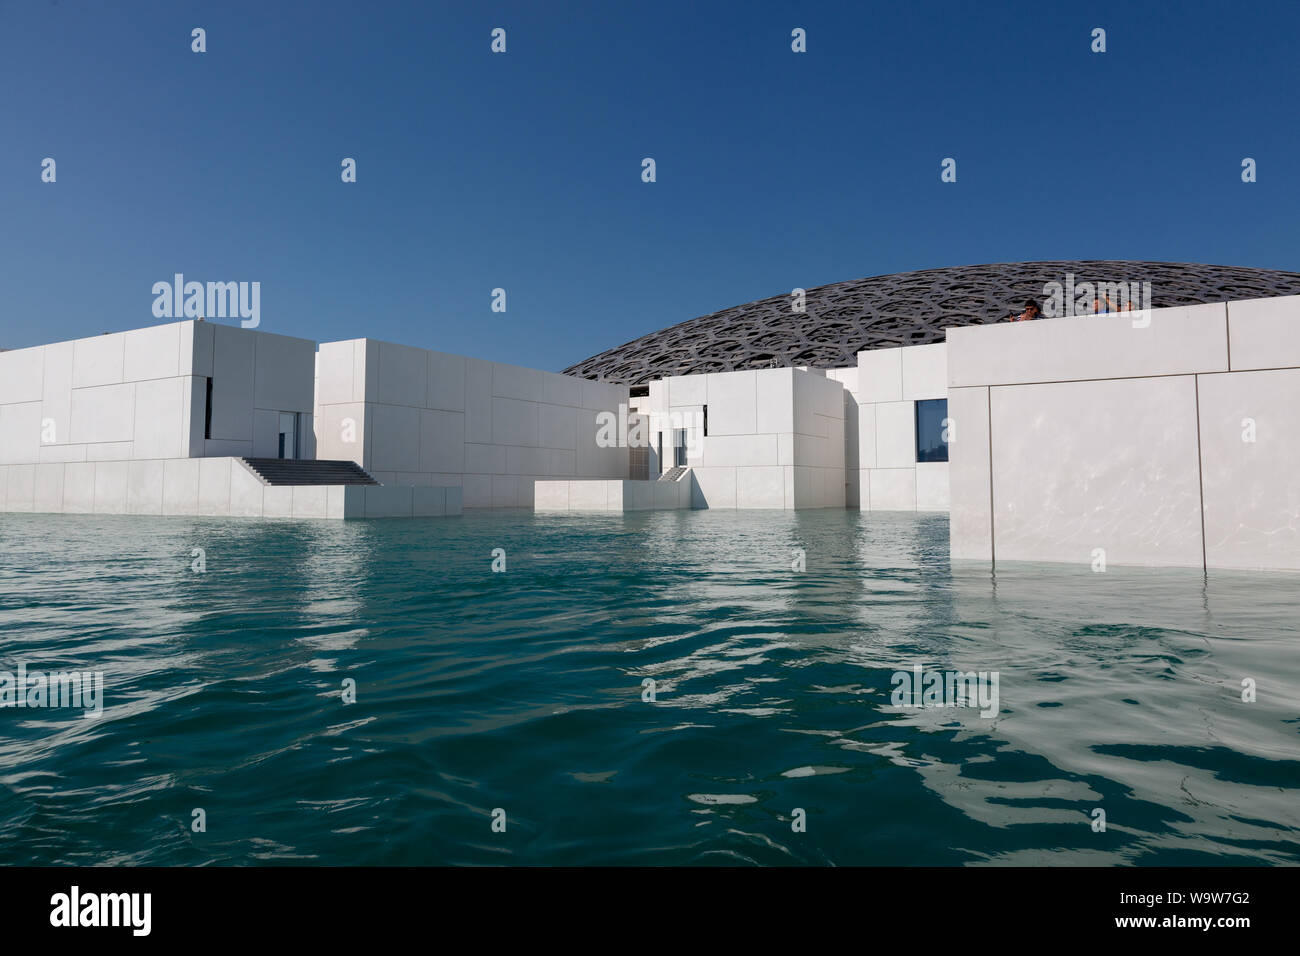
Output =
[{"x1": 2, "y1": 0, "x2": 1297, "y2": 369}]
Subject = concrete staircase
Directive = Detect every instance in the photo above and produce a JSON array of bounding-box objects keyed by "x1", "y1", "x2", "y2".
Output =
[
  {"x1": 240, "y1": 458, "x2": 379, "y2": 486},
  {"x1": 658, "y1": 466, "x2": 689, "y2": 482}
]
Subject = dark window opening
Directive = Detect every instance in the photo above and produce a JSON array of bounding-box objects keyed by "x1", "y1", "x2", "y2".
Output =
[
  {"x1": 673, "y1": 428, "x2": 687, "y2": 467},
  {"x1": 657, "y1": 431, "x2": 663, "y2": 475},
  {"x1": 703, "y1": 404, "x2": 708, "y2": 437},
  {"x1": 915, "y1": 398, "x2": 949, "y2": 463},
  {"x1": 204, "y1": 377, "x2": 213, "y2": 441}
]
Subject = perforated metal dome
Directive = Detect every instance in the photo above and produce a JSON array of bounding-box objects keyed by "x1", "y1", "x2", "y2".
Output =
[{"x1": 563, "y1": 260, "x2": 1300, "y2": 385}]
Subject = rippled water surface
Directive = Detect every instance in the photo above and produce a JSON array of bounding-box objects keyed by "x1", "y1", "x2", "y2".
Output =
[{"x1": 0, "y1": 510, "x2": 1297, "y2": 865}]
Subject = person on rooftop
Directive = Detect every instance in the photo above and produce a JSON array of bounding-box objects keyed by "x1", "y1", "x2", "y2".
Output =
[{"x1": 1009, "y1": 299, "x2": 1041, "y2": 322}]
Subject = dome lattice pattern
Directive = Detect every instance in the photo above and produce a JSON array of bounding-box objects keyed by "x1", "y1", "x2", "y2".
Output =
[{"x1": 563, "y1": 260, "x2": 1300, "y2": 385}]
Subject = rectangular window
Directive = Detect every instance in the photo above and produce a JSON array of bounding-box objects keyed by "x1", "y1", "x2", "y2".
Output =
[
  {"x1": 204, "y1": 377, "x2": 213, "y2": 441},
  {"x1": 657, "y1": 431, "x2": 663, "y2": 474},
  {"x1": 915, "y1": 398, "x2": 949, "y2": 463},
  {"x1": 703, "y1": 404, "x2": 708, "y2": 437},
  {"x1": 673, "y1": 428, "x2": 687, "y2": 467}
]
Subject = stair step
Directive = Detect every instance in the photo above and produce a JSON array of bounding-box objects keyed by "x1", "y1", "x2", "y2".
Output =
[{"x1": 240, "y1": 458, "x2": 380, "y2": 486}]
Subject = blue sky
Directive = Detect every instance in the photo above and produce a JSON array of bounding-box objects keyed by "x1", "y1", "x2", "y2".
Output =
[{"x1": 2, "y1": 0, "x2": 1297, "y2": 369}]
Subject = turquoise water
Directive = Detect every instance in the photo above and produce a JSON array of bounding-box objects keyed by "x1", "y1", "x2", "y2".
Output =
[{"x1": 0, "y1": 509, "x2": 1297, "y2": 866}]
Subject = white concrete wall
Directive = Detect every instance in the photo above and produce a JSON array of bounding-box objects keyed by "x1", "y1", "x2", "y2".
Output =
[
  {"x1": 825, "y1": 366, "x2": 860, "y2": 507},
  {"x1": 645, "y1": 367, "x2": 845, "y2": 509},
  {"x1": 946, "y1": 294, "x2": 1300, "y2": 571},
  {"x1": 534, "y1": 477, "x2": 691, "y2": 511},
  {"x1": 314, "y1": 339, "x2": 629, "y2": 507},
  {"x1": 0, "y1": 321, "x2": 315, "y2": 466},
  {"x1": 0, "y1": 456, "x2": 459, "y2": 518},
  {"x1": 855, "y1": 342, "x2": 949, "y2": 511}
]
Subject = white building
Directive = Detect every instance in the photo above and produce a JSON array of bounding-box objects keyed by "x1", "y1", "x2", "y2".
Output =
[
  {"x1": 4, "y1": 291, "x2": 1300, "y2": 573},
  {"x1": 313, "y1": 338, "x2": 629, "y2": 508}
]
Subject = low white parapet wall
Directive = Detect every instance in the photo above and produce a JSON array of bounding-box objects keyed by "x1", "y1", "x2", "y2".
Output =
[
  {"x1": 0, "y1": 457, "x2": 462, "y2": 519},
  {"x1": 946, "y1": 294, "x2": 1300, "y2": 571},
  {"x1": 534, "y1": 478, "x2": 691, "y2": 512}
]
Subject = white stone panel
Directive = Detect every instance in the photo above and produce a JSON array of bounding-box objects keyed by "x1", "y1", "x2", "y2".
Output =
[
  {"x1": 123, "y1": 323, "x2": 182, "y2": 381},
  {"x1": 754, "y1": 368, "x2": 794, "y2": 433},
  {"x1": 464, "y1": 357, "x2": 494, "y2": 439},
  {"x1": 492, "y1": 397, "x2": 539, "y2": 447},
  {"x1": 254, "y1": 331, "x2": 315, "y2": 413},
  {"x1": 946, "y1": 386, "x2": 992, "y2": 559},
  {"x1": 127, "y1": 460, "x2": 165, "y2": 515},
  {"x1": 7, "y1": 464, "x2": 36, "y2": 512},
  {"x1": 292, "y1": 486, "x2": 330, "y2": 518},
  {"x1": 868, "y1": 468, "x2": 916, "y2": 511},
  {"x1": 377, "y1": 341, "x2": 428, "y2": 407},
  {"x1": 63, "y1": 460, "x2": 97, "y2": 512},
  {"x1": 990, "y1": 376, "x2": 1203, "y2": 568},
  {"x1": 33, "y1": 462, "x2": 65, "y2": 513},
  {"x1": 704, "y1": 371, "x2": 756, "y2": 435},
  {"x1": 1227, "y1": 294, "x2": 1300, "y2": 372},
  {"x1": 71, "y1": 384, "x2": 136, "y2": 445},
  {"x1": 163, "y1": 459, "x2": 200, "y2": 514},
  {"x1": 42, "y1": 341, "x2": 75, "y2": 447},
  {"x1": 315, "y1": 341, "x2": 357, "y2": 406},
  {"x1": 364, "y1": 486, "x2": 413, "y2": 518},
  {"x1": 314, "y1": 401, "x2": 366, "y2": 465},
  {"x1": 419, "y1": 409, "x2": 465, "y2": 473},
  {"x1": 915, "y1": 462, "x2": 950, "y2": 512},
  {"x1": 198, "y1": 457, "x2": 233, "y2": 514},
  {"x1": 947, "y1": 304, "x2": 1228, "y2": 387},
  {"x1": 427, "y1": 351, "x2": 466, "y2": 411},
  {"x1": 0, "y1": 346, "x2": 45, "y2": 404},
  {"x1": 736, "y1": 466, "x2": 785, "y2": 508},
  {"x1": 132, "y1": 377, "x2": 187, "y2": 458},
  {"x1": 538, "y1": 403, "x2": 577, "y2": 450},
  {"x1": 370, "y1": 403, "x2": 421, "y2": 473},
  {"x1": 691, "y1": 466, "x2": 736, "y2": 509},
  {"x1": 702, "y1": 433, "x2": 778, "y2": 467},
  {"x1": 460, "y1": 474, "x2": 492, "y2": 507},
  {"x1": 541, "y1": 372, "x2": 581, "y2": 408},
  {"x1": 874, "y1": 401, "x2": 916, "y2": 469},
  {"x1": 38, "y1": 444, "x2": 87, "y2": 463},
  {"x1": 493, "y1": 362, "x2": 543, "y2": 403},
  {"x1": 412, "y1": 486, "x2": 447, "y2": 517},
  {"x1": 506, "y1": 445, "x2": 548, "y2": 476},
  {"x1": 901, "y1": 343, "x2": 949, "y2": 400},
  {"x1": 184, "y1": 321, "x2": 215, "y2": 378},
  {"x1": 1199, "y1": 368, "x2": 1300, "y2": 569},
  {"x1": 229, "y1": 461, "x2": 267, "y2": 517},
  {"x1": 668, "y1": 374, "x2": 707, "y2": 407},
  {"x1": 0, "y1": 401, "x2": 41, "y2": 464},
  {"x1": 263, "y1": 486, "x2": 294, "y2": 517},
  {"x1": 533, "y1": 481, "x2": 569, "y2": 510},
  {"x1": 210, "y1": 324, "x2": 255, "y2": 441},
  {"x1": 92, "y1": 461, "x2": 129, "y2": 514},
  {"x1": 85, "y1": 441, "x2": 135, "y2": 461},
  {"x1": 857, "y1": 403, "x2": 877, "y2": 469},
  {"x1": 857, "y1": 347, "x2": 903, "y2": 403},
  {"x1": 72, "y1": 334, "x2": 125, "y2": 389},
  {"x1": 252, "y1": 408, "x2": 281, "y2": 458}
]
